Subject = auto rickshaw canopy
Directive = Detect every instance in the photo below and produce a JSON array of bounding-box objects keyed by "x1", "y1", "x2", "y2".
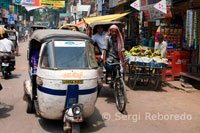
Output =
[
  {"x1": 83, "y1": 12, "x2": 129, "y2": 25},
  {"x1": 58, "y1": 24, "x2": 80, "y2": 31},
  {"x1": 30, "y1": 29, "x2": 93, "y2": 43}
]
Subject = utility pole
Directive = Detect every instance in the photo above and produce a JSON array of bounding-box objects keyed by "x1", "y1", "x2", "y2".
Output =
[{"x1": 73, "y1": 0, "x2": 77, "y2": 24}]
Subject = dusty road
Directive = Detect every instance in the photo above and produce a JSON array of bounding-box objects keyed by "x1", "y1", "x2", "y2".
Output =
[{"x1": 0, "y1": 40, "x2": 200, "y2": 133}]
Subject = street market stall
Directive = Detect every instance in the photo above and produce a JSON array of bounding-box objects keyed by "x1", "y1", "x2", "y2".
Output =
[{"x1": 125, "y1": 45, "x2": 168, "y2": 90}]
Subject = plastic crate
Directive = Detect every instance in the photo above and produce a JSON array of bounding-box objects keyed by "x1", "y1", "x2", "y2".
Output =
[
  {"x1": 162, "y1": 68, "x2": 174, "y2": 81},
  {"x1": 166, "y1": 49, "x2": 175, "y2": 59},
  {"x1": 173, "y1": 51, "x2": 190, "y2": 77}
]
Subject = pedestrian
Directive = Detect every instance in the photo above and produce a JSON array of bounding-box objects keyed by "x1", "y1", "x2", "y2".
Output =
[
  {"x1": 24, "y1": 29, "x2": 29, "y2": 41},
  {"x1": 154, "y1": 34, "x2": 168, "y2": 58},
  {"x1": 11, "y1": 26, "x2": 19, "y2": 55}
]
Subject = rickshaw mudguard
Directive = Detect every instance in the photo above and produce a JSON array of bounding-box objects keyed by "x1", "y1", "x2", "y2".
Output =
[
  {"x1": 65, "y1": 85, "x2": 79, "y2": 109},
  {"x1": 23, "y1": 80, "x2": 33, "y2": 101}
]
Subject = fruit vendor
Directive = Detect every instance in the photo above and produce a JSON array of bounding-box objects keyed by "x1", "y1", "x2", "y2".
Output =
[{"x1": 154, "y1": 34, "x2": 168, "y2": 58}]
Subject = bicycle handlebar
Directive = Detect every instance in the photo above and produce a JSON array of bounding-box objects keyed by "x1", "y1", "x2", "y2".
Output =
[{"x1": 107, "y1": 60, "x2": 128, "y2": 66}]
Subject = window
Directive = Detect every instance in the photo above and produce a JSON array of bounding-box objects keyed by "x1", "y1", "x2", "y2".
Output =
[
  {"x1": 40, "y1": 42, "x2": 55, "y2": 68},
  {"x1": 54, "y1": 46, "x2": 88, "y2": 69},
  {"x1": 39, "y1": 41, "x2": 98, "y2": 69}
]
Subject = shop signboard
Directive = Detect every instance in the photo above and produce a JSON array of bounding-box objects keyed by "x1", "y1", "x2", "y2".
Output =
[
  {"x1": 97, "y1": 0, "x2": 102, "y2": 12},
  {"x1": 19, "y1": 15, "x2": 23, "y2": 21},
  {"x1": 102, "y1": 0, "x2": 110, "y2": 15},
  {"x1": 9, "y1": 5, "x2": 14, "y2": 13},
  {"x1": 73, "y1": 6, "x2": 77, "y2": 13},
  {"x1": 59, "y1": 13, "x2": 71, "y2": 18},
  {"x1": 102, "y1": 6, "x2": 110, "y2": 15},
  {"x1": 154, "y1": 0, "x2": 167, "y2": 14},
  {"x1": 22, "y1": 0, "x2": 34, "y2": 5},
  {"x1": 77, "y1": 4, "x2": 91, "y2": 12},
  {"x1": 15, "y1": 0, "x2": 21, "y2": 5},
  {"x1": 8, "y1": 14, "x2": 15, "y2": 24},
  {"x1": 140, "y1": 0, "x2": 171, "y2": 10},
  {"x1": 143, "y1": 6, "x2": 172, "y2": 20},
  {"x1": 130, "y1": 0, "x2": 140, "y2": 11},
  {"x1": 40, "y1": 0, "x2": 65, "y2": 8},
  {"x1": 30, "y1": 16, "x2": 33, "y2": 22}
]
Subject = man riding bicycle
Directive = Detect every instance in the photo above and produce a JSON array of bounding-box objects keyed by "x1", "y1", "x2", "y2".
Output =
[
  {"x1": 102, "y1": 25, "x2": 127, "y2": 113},
  {"x1": 103, "y1": 25, "x2": 126, "y2": 82}
]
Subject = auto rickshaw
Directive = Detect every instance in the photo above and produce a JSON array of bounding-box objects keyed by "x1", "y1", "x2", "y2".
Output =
[
  {"x1": 29, "y1": 25, "x2": 47, "y2": 37},
  {"x1": 58, "y1": 24, "x2": 80, "y2": 31},
  {"x1": 23, "y1": 29, "x2": 99, "y2": 132}
]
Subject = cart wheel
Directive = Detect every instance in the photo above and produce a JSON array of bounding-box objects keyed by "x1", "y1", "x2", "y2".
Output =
[
  {"x1": 155, "y1": 80, "x2": 162, "y2": 91},
  {"x1": 131, "y1": 76, "x2": 137, "y2": 90}
]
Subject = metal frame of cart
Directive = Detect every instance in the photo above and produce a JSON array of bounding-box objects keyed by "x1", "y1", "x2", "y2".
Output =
[{"x1": 127, "y1": 62, "x2": 167, "y2": 90}]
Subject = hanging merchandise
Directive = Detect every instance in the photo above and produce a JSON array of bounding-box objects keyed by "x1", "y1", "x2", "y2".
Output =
[
  {"x1": 185, "y1": 9, "x2": 200, "y2": 50},
  {"x1": 159, "y1": 23, "x2": 183, "y2": 50}
]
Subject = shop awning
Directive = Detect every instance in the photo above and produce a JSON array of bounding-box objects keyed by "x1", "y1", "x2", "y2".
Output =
[{"x1": 83, "y1": 12, "x2": 129, "y2": 24}]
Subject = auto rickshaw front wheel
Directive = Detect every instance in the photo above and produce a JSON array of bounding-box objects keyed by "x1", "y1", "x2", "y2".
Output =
[
  {"x1": 65, "y1": 123, "x2": 80, "y2": 133},
  {"x1": 26, "y1": 97, "x2": 35, "y2": 113}
]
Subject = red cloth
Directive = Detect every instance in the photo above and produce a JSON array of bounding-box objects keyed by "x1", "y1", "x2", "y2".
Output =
[{"x1": 105, "y1": 25, "x2": 124, "y2": 67}]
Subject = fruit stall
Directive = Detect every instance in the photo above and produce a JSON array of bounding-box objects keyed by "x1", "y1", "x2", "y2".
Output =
[{"x1": 125, "y1": 46, "x2": 168, "y2": 90}]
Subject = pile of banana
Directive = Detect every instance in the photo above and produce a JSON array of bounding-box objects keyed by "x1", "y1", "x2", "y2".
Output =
[
  {"x1": 144, "y1": 48, "x2": 152, "y2": 58},
  {"x1": 125, "y1": 46, "x2": 163, "y2": 59},
  {"x1": 125, "y1": 45, "x2": 144, "y2": 56},
  {"x1": 153, "y1": 50, "x2": 163, "y2": 59}
]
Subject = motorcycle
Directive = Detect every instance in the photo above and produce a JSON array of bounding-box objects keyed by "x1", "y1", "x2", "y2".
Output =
[{"x1": 1, "y1": 54, "x2": 15, "y2": 79}]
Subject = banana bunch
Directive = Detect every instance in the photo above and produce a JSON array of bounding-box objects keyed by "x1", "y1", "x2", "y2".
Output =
[
  {"x1": 153, "y1": 50, "x2": 163, "y2": 59},
  {"x1": 144, "y1": 48, "x2": 153, "y2": 58},
  {"x1": 129, "y1": 45, "x2": 143, "y2": 56},
  {"x1": 125, "y1": 50, "x2": 131, "y2": 55}
]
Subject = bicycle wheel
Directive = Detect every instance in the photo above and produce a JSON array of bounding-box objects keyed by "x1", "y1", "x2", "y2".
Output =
[{"x1": 114, "y1": 78, "x2": 127, "y2": 113}]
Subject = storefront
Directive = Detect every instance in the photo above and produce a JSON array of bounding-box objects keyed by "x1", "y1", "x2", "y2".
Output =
[{"x1": 173, "y1": 0, "x2": 200, "y2": 82}]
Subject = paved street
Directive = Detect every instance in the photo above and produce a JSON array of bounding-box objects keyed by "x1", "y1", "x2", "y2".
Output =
[{"x1": 0, "y1": 41, "x2": 200, "y2": 133}]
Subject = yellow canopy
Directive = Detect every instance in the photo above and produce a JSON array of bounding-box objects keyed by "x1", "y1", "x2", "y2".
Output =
[{"x1": 83, "y1": 12, "x2": 129, "y2": 24}]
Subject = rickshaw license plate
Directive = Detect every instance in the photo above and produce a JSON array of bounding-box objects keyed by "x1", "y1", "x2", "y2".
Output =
[{"x1": 62, "y1": 80, "x2": 83, "y2": 84}]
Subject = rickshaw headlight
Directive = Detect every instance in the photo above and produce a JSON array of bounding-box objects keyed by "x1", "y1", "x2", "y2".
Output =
[{"x1": 72, "y1": 105, "x2": 82, "y2": 116}]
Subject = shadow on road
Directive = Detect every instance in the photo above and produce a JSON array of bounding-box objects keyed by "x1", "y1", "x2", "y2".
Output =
[
  {"x1": 0, "y1": 102, "x2": 14, "y2": 118},
  {"x1": 98, "y1": 85, "x2": 116, "y2": 104},
  {"x1": 81, "y1": 107, "x2": 106, "y2": 132},
  {"x1": 38, "y1": 118, "x2": 64, "y2": 133},
  {"x1": 38, "y1": 107, "x2": 105, "y2": 133},
  {"x1": 125, "y1": 80, "x2": 167, "y2": 92},
  {"x1": 0, "y1": 74, "x2": 21, "y2": 80}
]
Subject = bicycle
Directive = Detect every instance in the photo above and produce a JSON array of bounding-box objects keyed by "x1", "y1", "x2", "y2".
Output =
[{"x1": 106, "y1": 62, "x2": 127, "y2": 113}]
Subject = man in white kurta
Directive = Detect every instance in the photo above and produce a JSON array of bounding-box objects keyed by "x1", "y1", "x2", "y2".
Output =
[{"x1": 154, "y1": 34, "x2": 168, "y2": 58}]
